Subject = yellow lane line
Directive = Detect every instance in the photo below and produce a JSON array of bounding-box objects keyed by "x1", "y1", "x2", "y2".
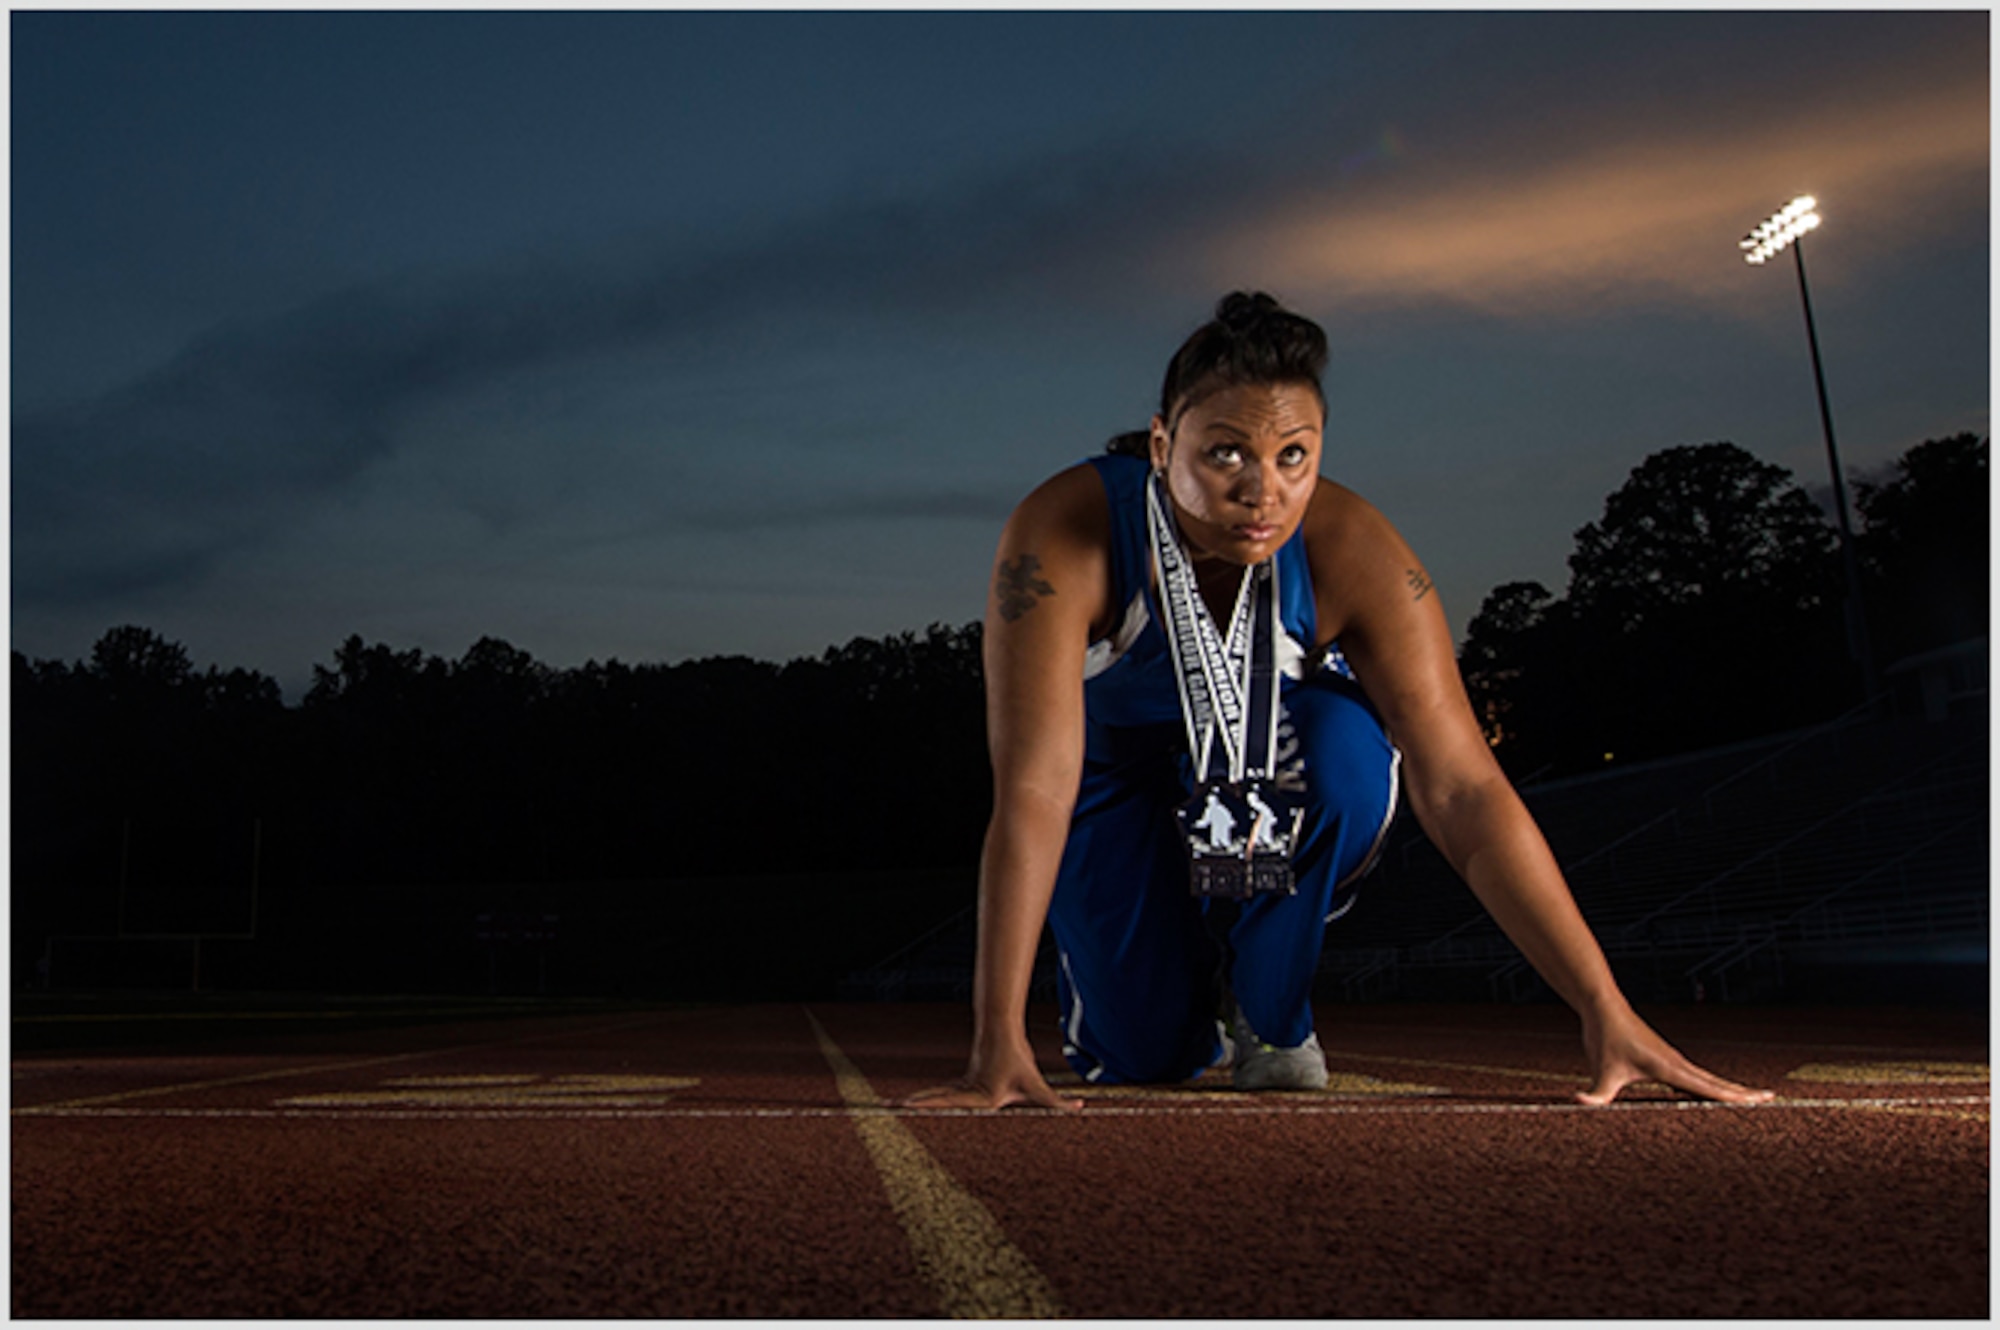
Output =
[
  {"x1": 14, "y1": 1050, "x2": 449, "y2": 1113},
  {"x1": 1786, "y1": 1061, "x2": 1989, "y2": 1086},
  {"x1": 806, "y1": 1009, "x2": 1061, "y2": 1320},
  {"x1": 12, "y1": 1013, "x2": 668, "y2": 1115},
  {"x1": 1868, "y1": 1105, "x2": 1990, "y2": 1124}
]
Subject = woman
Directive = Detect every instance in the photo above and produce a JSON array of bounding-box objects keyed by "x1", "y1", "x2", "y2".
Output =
[{"x1": 913, "y1": 293, "x2": 1772, "y2": 1111}]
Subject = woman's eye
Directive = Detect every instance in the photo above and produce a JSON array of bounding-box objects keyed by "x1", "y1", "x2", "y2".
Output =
[
  {"x1": 1279, "y1": 445, "x2": 1309, "y2": 466},
  {"x1": 1207, "y1": 445, "x2": 1242, "y2": 465}
]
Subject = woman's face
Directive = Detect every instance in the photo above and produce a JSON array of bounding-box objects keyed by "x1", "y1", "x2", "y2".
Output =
[{"x1": 1150, "y1": 380, "x2": 1323, "y2": 567}]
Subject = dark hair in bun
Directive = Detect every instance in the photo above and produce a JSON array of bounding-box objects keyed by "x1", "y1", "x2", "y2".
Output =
[{"x1": 1105, "y1": 291, "x2": 1328, "y2": 456}]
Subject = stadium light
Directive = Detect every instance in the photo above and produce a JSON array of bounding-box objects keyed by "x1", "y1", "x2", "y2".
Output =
[
  {"x1": 1741, "y1": 195, "x2": 1879, "y2": 707},
  {"x1": 1740, "y1": 195, "x2": 1820, "y2": 265}
]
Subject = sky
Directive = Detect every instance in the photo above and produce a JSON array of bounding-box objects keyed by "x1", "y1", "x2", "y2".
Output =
[{"x1": 11, "y1": 9, "x2": 1990, "y2": 698}]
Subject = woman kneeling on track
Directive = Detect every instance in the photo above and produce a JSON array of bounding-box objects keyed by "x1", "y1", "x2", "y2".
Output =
[{"x1": 911, "y1": 292, "x2": 1774, "y2": 1113}]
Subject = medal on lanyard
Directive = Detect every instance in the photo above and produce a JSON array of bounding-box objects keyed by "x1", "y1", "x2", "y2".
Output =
[{"x1": 1146, "y1": 473, "x2": 1302, "y2": 899}]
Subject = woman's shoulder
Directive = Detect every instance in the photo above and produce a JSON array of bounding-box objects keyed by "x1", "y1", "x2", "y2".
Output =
[
  {"x1": 1009, "y1": 458, "x2": 1119, "y2": 537},
  {"x1": 1303, "y1": 476, "x2": 1402, "y2": 553},
  {"x1": 995, "y1": 462, "x2": 1118, "y2": 604},
  {"x1": 1300, "y1": 478, "x2": 1425, "y2": 611},
  {"x1": 995, "y1": 460, "x2": 1117, "y2": 638}
]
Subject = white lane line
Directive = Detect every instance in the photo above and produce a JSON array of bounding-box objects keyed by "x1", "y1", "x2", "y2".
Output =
[
  {"x1": 15, "y1": 1094, "x2": 1988, "y2": 1122},
  {"x1": 807, "y1": 1009, "x2": 1063, "y2": 1319}
]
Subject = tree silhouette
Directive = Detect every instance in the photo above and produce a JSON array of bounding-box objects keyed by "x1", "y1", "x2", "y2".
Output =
[
  {"x1": 1567, "y1": 442, "x2": 1836, "y2": 633},
  {"x1": 1460, "y1": 580, "x2": 1555, "y2": 753},
  {"x1": 15, "y1": 629, "x2": 291, "y2": 976},
  {"x1": 88, "y1": 624, "x2": 195, "y2": 701},
  {"x1": 1460, "y1": 442, "x2": 1851, "y2": 774},
  {"x1": 1854, "y1": 433, "x2": 1988, "y2": 660}
]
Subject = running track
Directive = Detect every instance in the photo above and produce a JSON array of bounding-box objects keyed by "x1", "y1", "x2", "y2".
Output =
[{"x1": 12, "y1": 1001, "x2": 1989, "y2": 1318}]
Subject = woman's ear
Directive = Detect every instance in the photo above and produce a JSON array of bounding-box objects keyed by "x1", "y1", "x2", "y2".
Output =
[{"x1": 1149, "y1": 415, "x2": 1170, "y2": 474}]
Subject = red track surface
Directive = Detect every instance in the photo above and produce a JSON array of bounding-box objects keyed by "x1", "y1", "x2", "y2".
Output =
[{"x1": 12, "y1": 1001, "x2": 1989, "y2": 1318}]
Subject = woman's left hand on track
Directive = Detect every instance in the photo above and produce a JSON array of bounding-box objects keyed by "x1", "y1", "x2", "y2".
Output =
[
  {"x1": 1575, "y1": 1002, "x2": 1775, "y2": 1106},
  {"x1": 901, "y1": 1041, "x2": 1084, "y2": 1113}
]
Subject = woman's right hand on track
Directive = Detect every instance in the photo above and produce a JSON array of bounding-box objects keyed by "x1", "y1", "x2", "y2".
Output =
[{"x1": 903, "y1": 1041, "x2": 1083, "y2": 1113}]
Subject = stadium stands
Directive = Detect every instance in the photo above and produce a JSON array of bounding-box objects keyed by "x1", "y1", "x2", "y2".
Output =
[
  {"x1": 1324, "y1": 706, "x2": 1986, "y2": 1003},
  {"x1": 845, "y1": 706, "x2": 1987, "y2": 1006}
]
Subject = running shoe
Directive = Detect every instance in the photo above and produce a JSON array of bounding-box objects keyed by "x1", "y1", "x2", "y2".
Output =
[{"x1": 1229, "y1": 1008, "x2": 1330, "y2": 1092}]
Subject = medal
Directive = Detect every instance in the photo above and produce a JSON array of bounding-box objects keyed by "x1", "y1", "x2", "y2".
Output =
[{"x1": 1147, "y1": 474, "x2": 1302, "y2": 900}]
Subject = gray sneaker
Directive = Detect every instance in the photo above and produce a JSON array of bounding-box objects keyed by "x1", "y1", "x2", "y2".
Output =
[{"x1": 1230, "y1": 1009, "x2": 1330, "y2": 1092}]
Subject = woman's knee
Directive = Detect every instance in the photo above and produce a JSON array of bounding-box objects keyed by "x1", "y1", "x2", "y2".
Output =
[{"x1": 1279, "y1": 676, "x2": 1397, "y2": 821}]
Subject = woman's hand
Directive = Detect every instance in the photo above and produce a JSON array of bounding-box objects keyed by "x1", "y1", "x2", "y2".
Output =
[
  {"x1": 904, "y1": 1039, "x2": 1083, "y2": 1113},
  {"x1": 1576, "y1": 1001, "x2": 1774, "y2": 1106}
]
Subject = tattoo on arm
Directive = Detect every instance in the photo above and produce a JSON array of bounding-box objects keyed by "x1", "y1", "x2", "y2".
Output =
[
  {"x1": 1406, "y1": 568, "x2": 1434, "y2": 603},
  {"x1": 996, "y1": 554, "x2": 1057, "y2": 622}
]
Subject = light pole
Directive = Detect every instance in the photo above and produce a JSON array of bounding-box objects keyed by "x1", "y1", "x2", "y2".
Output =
[{"x1": 1741, "y1": 195, "x2": 1879, "y2": 708}]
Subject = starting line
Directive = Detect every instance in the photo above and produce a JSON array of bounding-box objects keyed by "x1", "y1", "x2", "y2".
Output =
[{"x1": 14, "y1": 1093, "x2": 1989, "y2": 1121}]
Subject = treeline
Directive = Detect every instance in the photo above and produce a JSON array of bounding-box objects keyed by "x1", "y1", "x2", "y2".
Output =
[
  {"x1": 14, "y1": 623, "x2": 992, "y2": 977},
  {"x1": 1461, "y1": 433, "x2": 1986, "y2": 777}
]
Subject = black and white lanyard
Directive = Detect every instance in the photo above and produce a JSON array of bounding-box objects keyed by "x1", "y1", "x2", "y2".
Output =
[{"x1": 1144, "y1": 471, "x2": 1283, "y2": 785}]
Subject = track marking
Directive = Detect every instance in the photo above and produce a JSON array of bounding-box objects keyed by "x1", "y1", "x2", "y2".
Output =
[
  {"x1": 1321, "y1": 1047, "x2": 1590, "y2": 1085},
  {"x1": 1354, "y1": 1023, "x2": 1991, "y2": 1059},
  {"x1": 1871, "y1": 1105, "x2": 1990, "y2": 1124},
  {"x1": 275, "y1": 1074, "x2": 701, "y2": 1109},
  {"x1": 13, "y1": 1048, "x2": 454, "y2": 1114},
  {"x1": 1781, "y1": 1062, "x2": 1991, "y2": 1124},
  {"x1": 1786, "y1": 1061, "x2": 1990, "y2": 1086},
  {"x1": 15, "y1": 1093, "x2": 1988, "y2": 1123},
  {"x1": 11, "y1": 1012, "x2": 669, "y2": 1115},
  {"x1": 806, "y1": 1009, "x2": 1062, "y2": 1319},
  {"x1": 1046, "y1": 1070, "x2": 1447, "y2": 1100}
]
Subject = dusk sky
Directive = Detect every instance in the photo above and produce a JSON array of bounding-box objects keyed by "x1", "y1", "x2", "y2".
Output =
[{"x1": 12, "y1": 10, "x2": 1990, "y2": 698}]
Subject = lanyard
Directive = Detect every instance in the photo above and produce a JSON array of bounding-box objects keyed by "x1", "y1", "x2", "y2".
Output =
[{"x1": 1145, "y1": 472, "x2": 1283, "y2": 785}]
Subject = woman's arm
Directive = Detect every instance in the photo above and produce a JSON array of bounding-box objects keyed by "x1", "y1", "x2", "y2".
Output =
[
  {"x1": 1313, "y1": 484, "x2": 1772, "y2": 1105},
  {"x1": 906, "y1": 465, "x2": 1110, "y2": 1111}
]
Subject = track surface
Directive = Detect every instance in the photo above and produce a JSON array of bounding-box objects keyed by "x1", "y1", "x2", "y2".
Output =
[{"x1": 13, "y1": 1001, "x2": 1989, "y2": 1318}]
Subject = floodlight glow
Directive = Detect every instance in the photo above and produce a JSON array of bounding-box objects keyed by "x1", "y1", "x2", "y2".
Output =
[{"x1": 1742, "y1": 195, "x2": 1822, "y2": 265}]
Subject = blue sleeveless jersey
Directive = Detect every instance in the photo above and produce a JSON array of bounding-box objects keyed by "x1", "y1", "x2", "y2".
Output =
[{"x1": 1081, "y1": 453, "x2": 1338, "y2": 740}]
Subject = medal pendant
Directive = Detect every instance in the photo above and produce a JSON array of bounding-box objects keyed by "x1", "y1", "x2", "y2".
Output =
[
  {"x1": 1188, "y1": 858, "x2": 1252, "y2": 900},
  {"x1": 1178, "y1": 779, "x2": 1301, "y2": 900}
]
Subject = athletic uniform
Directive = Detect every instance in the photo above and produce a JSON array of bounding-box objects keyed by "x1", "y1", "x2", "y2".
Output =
[{"x1": 1049, "y1": 454, "x2": 1402, "y2": 1084}]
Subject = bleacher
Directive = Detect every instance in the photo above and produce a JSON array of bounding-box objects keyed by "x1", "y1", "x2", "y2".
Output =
[
  {"x1": 1324, "y1": 706, "x2": 1987, "y2": 1003},
  {"x1": 840, "y1": 705, "x2": 1986, "y2": 1006}
]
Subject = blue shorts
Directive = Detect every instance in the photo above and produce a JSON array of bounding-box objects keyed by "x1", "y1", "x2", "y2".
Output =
[{"x1": 1049, "y1": 668, "x2": 1400, "y2": 1084}]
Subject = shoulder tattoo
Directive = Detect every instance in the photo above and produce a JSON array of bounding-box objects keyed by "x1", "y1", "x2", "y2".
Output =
[
  {"x1": 996, "y1": 554, "x2": 1057, "y2": 622},
  {"x1": 1406, "y1": 567, "x2": 1434, "y2": 603}
]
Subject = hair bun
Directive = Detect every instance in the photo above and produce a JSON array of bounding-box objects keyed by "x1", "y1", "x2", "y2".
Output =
[
  {"x1": 1154, "y1": 291, "x2": 1328, "y2": 426},
  {"x1": 1214, "y1": 291, "x2": 1282, "y2": 331}
]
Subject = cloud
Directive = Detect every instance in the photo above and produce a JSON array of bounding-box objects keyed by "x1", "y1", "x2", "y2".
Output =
[
  {"x1": 704, "y1": 488, "x2": 1016, "y2": 530},
  {"x1": 1204, "y1": 46, "x2": 1987, "y2": 318},
  {"x1": 10, "y1": 130, "x2": 1215, "y2": 609}
]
